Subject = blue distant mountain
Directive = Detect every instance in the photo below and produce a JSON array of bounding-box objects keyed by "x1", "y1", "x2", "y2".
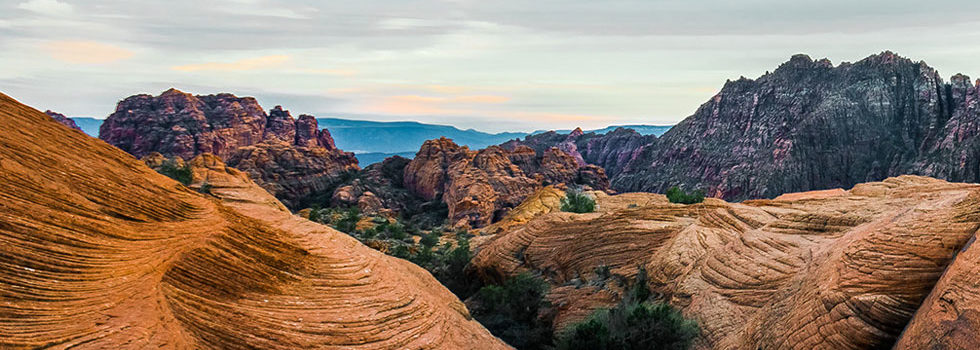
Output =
[{"x1": 316, "y1": 118, "x2": 528, "y2": 155}]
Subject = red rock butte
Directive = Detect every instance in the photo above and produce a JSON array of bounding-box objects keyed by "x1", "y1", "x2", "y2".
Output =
[{"x1": 0, "y1": 92, "x2": 507, "y2": 349}]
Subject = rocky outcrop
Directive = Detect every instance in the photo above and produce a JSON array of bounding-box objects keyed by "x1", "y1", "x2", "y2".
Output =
[
  {"x1": 472, "y1": 176, "x2": 980, "y2": 349},
  {"x1": 98, "y1": 89, "x2": 358, "y2": 208},
  {"x1": 503, "y1": 127, "x2": 657, "y2": 178},
  {"x1": 404, "y1": 137, "x2": 610, "y2": 228},
  {"x1": 0, "y1": 92, "x2": 505, "y2": 349},
  {"x1": 44, "y1": 110, "x2": 82, "y2": 131},
  {"x1": 226, "y1": 141, "x2": 358, "y2": 208}
]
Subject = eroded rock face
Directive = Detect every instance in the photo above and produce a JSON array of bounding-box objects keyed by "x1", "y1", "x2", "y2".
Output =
[
  {"x1": 0, "y1": 92, "x2": 505, "y2": 349},
  {"x1": 405, "y1": 137, "x2": 610, "y2": 228},
  {"x1": 99, "y1": 89, "x2": 358, "y2": 208},
  {"x1": 226, "y1": 141, "x2": 358, "y2": 208},
  {"x1": 44, "y1": 110, "x2": 82, "y2": 131},
  {"x1": 472, "y1": 175, "x2": 980, "y2": 349},
  {"x1": 616, "y1": 52, "x2": 980, "y2": 200}
]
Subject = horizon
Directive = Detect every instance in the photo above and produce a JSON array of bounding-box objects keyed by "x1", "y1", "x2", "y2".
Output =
[{"x1": 2, "y1": 0, "x2": 979, "y2": 132}]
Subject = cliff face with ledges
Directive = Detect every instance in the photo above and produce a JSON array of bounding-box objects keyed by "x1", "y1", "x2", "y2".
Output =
[
  {"x1": 472, "y1": 176, "x2": 980, "y2": 349},
  {"x1": 0, "y1": 92, "x2": 506, "y2": 349}
]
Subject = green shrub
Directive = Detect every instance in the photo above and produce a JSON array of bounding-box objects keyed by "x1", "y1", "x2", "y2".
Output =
[
  {"x1": 557, "y1": 267, "x2": 698, "y2": 350},
  {"x1": 198, "y1": 182, "x2": 213, "y2": 195},
  {"x1": 471, "y1": 273, "x2": 554, "y2": 349},
  {"x1": 665, "y1": 186, "x2": 704, "y2": 204},
  {"x1": 157, "y1": 161, "x2": 193, "y2": 185},
  {"x1": 561, "y1": 190, "x2": 596, "y2": 213},
  {"x1": 333, "y1": 207, "x2": 361, "y2": 233}
]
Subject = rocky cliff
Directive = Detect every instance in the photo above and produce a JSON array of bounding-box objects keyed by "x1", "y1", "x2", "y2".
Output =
[
  {"x1": 99, "y1": 89, "x2": 358, "y2": 208},
  {"x1": 0, "y1": 92, "x2": 506, "y2": 349},
  {"x1": 403, "y1": 137, "x2": 610, "y2": 228},
  {"x1": 502, "y1": 127, "x2": 657, "y2": 178},
  {"x1": 618, "y1": 51, "x2": 980, "y2": 200},
  {"x1": 472, "y1": 176, "x2": 980, "y2": 349}
]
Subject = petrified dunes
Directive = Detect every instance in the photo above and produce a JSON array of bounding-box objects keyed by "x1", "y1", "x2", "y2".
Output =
[
  {"x1": 0, "y1": 93, "x2": 506, "y2": 348},
  {"x1": 473, "y1": 176, "x2": 980, "y2": 349}
]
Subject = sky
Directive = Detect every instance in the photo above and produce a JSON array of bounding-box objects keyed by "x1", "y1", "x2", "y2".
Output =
[{"x1": 1, "y1": 0, "x2": 979, "y2": 132}]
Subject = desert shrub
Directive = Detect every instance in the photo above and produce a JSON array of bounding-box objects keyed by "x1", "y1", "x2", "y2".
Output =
[
  {"x1": 157, "y1": 161, "x2": 193, "y2": 185},
  {"x1": 561, "y1": 190, "x2": 596, "y2": 213},
  {"x1": 333, "y1": 207, "x2": 361, "y2": 233},
  {"x1": 665, "y1": 186, "x2": 704, "y2": 204},
  {"x1": 557, "y1": 267, "x2": 698, "y2": 350},
  {"x1": 470, "y1": 273, "x2": 554, "y2": 349},
  {"x1": 198, "y1": 182, "x2": 213, "y2": 195}
]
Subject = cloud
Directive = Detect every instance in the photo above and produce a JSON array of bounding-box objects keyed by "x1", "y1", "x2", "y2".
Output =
[
  {"x1": 171, "y1": 55, "x2": 292, "y2": 72},
  {"x1": 17, "y1": 0, "x2": 73, "y2": 16},
  {"x1": 42, "y1": 40, "x2": 134, "y2": 64}
]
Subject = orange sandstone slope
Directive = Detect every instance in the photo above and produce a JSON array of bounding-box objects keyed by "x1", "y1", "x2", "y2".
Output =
[
  {"x1": 0, "y1": 92, "x2": 508, "y2": 349},
  {"x1": 473, "y1": 176, "x2": 980, "y2": 349}
]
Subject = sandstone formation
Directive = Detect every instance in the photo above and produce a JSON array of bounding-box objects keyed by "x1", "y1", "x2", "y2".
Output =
[
  {"x1": 404, "y1": 137, "x2": 610, "y2": 228},
  {"x1": 0, "y1": 92, "x2": 506, "y2": 349},
  {"x1": 98, "y1": 89, "x2": 358, "y2": 208},
  {"x1": 472, "y1": 176, "x2": 980, "y2": 349},
  {"x1": 44, "y1": 110, "x2": 82, "y2": 131}
]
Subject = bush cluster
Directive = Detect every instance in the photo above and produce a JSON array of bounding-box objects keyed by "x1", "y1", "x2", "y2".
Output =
[
  {"x1": 556, "y1": 267, "x2": 699, "y2": 350},
  {"x1": 560, "y1": 190, "x2": 596, "y2": 213},
  {"x1": 665, "y1": 186, "x2": 705, "y2": 204},
  {"x1": 157, "y1": 160, "x2": 193, "y2": 185},
  {"x1": 470, "y1": 273, "x2": 554, "y2": 350}
]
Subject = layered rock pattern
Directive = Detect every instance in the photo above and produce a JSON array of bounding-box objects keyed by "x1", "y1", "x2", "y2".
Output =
[
  {"x1": 472, "y1": 175, "x2": 980, "y2": 349},
  {"x1": 98, "y1": 89, "x2": 358, "y2": 208},
  {"x1": 404, "y1": 137, "x2": 610, "y2": 228},
  {"x1": 0, "y1": 92, "x2": 505, "y2": 349}
]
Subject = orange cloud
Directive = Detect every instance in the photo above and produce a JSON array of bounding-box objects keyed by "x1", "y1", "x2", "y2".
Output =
[
  {"x1": 171, "y1": 55, "x2": 291, "y2": 72},
  {"x1": 43, "y1": 40, "x2": 134, "y2": 64}
]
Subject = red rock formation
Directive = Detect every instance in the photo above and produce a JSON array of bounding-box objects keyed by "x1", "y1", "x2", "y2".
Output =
[
  {"x1": 0, "y1": 92, "x2": 506, "y2": 349},
  {"x1": 99, "y1": 89, "x2": 358, "y2": 208},
  {"x1": 44, "y1": 110, "x2": 82, "y2": 131},
  {"x1": 404, "y1": 137, "x2": 610, "y2": 228},
  {"x1": 473, "y1": 176, "x2": 980, "y2": 349}
]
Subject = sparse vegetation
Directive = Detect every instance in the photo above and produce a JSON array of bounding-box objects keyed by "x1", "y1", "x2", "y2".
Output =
[
  {"x1": 665, "y1": 186, "x2": 704, "y2": 204},
  {"x1": 157, "y1": 160, "x2": 193, "y2": 185},
  {"x1": 470, "y1": 273, "x2": 554, "y2": 350},
  {"x1": 561, "y1": 190, "x2": 596, "y2": 213},
  {"x1": 557, "y1": 266, "x2": 698, "y2": 350},
  {"x1": 198, "y1": 181, "x2": 213, "y2": 195},
  {"x1": 305, "y1": 206, "x2": 482, "y2": 299}
]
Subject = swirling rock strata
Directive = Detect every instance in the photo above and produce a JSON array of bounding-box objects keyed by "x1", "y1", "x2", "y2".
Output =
[
  {"x1": 472, "y1": 175, "x2": 980, "y2": 349},
  {"x1": 0, "y1": 92, "x2": 506, "y2": 349}
]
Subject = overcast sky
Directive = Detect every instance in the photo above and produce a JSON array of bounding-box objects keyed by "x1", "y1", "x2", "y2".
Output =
[{"x1": 1, "y1": 0, "x2": 979, "y2": 132}]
